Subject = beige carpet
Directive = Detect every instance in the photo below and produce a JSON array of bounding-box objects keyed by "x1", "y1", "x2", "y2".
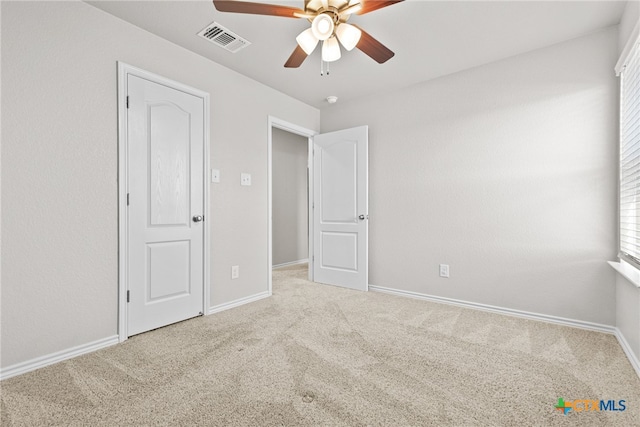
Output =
[{"x1": 2, "y1": 263, "x2": 639, "y2": 426}]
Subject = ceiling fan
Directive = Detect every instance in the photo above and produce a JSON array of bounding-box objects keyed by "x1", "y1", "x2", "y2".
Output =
[{"x1": 212, "y1": 0, "x2": 404, "y2": 68}]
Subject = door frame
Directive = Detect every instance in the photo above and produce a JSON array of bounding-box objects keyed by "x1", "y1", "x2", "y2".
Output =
[
  {"x1": 117, "y1": 62, "x2": 211, "y2": 342},
  {"x1": 268, "y1": 117, "x2": 317, "y2": 293}
]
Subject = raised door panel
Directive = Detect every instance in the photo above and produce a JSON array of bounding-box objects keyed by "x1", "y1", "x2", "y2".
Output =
[
  {"x1": 147, "y1": 241, "x2": 191, "y2": 302},
  {"x1": 320, "y1": 140, "x2": 357, "y2": 224},
  {"x1": 148, "y1": 103, "x2": 191, "y2": 227}
]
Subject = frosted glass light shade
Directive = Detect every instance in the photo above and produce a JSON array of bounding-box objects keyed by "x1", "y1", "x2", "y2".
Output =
[
  {"x1": 322, "y1": 36, "x2": 341, "y2": 62},
  {"x1": 311, "y1": 14, "x2": 335, "y2": 41},
  {"x1": 335, "y1": 23, "x2": 361, "y2": 51},
  {"x1": 296, "y1": 28, "x2": 319, "y2": 55}
]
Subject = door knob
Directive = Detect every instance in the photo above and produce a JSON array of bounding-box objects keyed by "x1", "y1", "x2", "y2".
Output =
[
  {"x1": 359, "y1": 215, "x2": 366, "y2": 220},
  {"x1": 193, "y1": 215, "x2": 204, "y2": 223}
]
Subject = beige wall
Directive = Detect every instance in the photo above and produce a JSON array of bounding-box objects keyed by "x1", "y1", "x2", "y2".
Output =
[
  {"x1": 0, "y1": 1, "x2": 319, "y2": 369},
  {"x1": 272, "y1": 128, "x2": 308, "y2": 266},
  {"x1": 322, "y1": 27, "x2": 619, "y2": 325},
  {"x1": 619, "y1": 0, "x2": 639, "y2": 54}
]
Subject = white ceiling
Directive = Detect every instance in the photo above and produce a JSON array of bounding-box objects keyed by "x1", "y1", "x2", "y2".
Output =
[{"x1": 86, "y1": 0, "x2": 627, "y2": 109}]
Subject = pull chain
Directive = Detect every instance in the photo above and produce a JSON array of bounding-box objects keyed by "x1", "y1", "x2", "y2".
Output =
[{"x1": 320, "y1": 59, "x2": 330, "y2": 76}]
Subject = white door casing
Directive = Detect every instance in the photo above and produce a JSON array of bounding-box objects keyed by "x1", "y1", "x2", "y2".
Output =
[
  {"x1": 313, "y1": 126, "x2": 368, "y2": 291},
  {"x1": 118, "y1": 64, "x2": 210, "y2": 339}
]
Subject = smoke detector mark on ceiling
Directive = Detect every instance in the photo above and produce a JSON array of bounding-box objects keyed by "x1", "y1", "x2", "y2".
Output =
[{"x1": 198, "y1": 22, "x2": 251, "y2": 53}]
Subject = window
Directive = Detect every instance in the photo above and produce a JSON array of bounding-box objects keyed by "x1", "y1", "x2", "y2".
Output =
[{"x1": 620, "y1": 36, "x2": 640, "y2": 267}]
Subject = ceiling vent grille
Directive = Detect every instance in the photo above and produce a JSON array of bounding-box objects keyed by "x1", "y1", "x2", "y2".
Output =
[{"x1": 198, "y1": 22, "x2": 251, "y2": 53}]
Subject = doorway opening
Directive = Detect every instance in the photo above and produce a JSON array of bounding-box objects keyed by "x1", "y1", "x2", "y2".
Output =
[
  {"x1": 272, "y1": 128, "x2": 309, "y2": 269},
  {"x1": 267, "y1": 117, "x2": 317, "y2": 293}
]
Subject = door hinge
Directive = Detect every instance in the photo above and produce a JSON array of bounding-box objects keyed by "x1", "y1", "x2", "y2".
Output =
[
  {"x1": 127, "y1": 290, "x2": 130, "y2": 303},
  {"x1": 126, "y1": 96, "x2": 129, "y2": 109},
  {"x1": 312, "y1": 255, "x2": 315, "y2": 261},
  {"x1": 126, "y1": 193, "x2": 130, "y2": 206}
]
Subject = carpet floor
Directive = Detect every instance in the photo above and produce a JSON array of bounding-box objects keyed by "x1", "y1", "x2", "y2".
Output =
[{"x1": 1, "y1": 263, "x2": 639, "y2": 426}]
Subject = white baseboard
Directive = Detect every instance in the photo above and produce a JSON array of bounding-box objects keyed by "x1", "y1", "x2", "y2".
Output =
[
  {"x1": 369, "y1": 285, "x2": 615, "y2": 334},
  {"x1": 614, "y1": 327, "x2": 640, "y2": 378},
  {"x1": 273, "y1": 259, "x2": 308, "y2": 269},
  {"x1": 0, "y1": 335, "x2": 119, "y2": 381},
  {"x1": 208, "y1": 291, "x2": 271, "y2": 315},
  {"x1": 1, "y1": 291, "x2": 272, "y2": 380},
  {"x1": 371, "y1": 285, "x2": 639, "y2": 380}
]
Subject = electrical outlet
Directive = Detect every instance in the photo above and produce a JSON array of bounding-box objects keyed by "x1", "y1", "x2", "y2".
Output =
[
  {"x1": 240, "y1": 173, "x2": 251, "y2": 186},
  {"x1": 439, "y1": 264, "x2": 449, "y2": 278},
  {"x1": 231, "y1": 265, "x2": 239, "y2": 279}
]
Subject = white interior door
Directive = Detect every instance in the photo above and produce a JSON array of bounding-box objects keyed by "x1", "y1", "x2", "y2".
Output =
[
  {"x1": 313, "y1": 126, "x2": 368, "y2": 291},
  {"x1": 127, "y1": 74, "x2": 205, "y2": 336}
]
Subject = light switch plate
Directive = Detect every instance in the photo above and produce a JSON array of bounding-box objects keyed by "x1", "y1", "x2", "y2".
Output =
[
  {"x1": 439, "y1": 264, "x2": 450, "y2": 278},
  {"x1": 211, "y1": 169, "x2": 220, "y2": 183},
  {"x1": 241, "y1": 173, "x2": 251, "y2": 186}
]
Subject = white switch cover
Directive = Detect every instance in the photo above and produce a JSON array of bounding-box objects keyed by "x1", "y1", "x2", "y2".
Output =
[
  {"x1": 241, "y1": 173, "x2": 251, "y2": 186},
  {"x1": 439, "y1": 264, "x2": 450, "y2": 278},
  {"x1": 211, "y1": 169, "x2": 220, "y2": 183}
]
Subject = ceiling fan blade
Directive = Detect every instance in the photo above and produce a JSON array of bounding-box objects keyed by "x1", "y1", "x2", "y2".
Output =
[
  {"x1": 353, "y1": 25, "x2": 394, "y2": 63},
  {"x1": 213, "y1": 1, "x2": 305, "y2": 18},
  {"x1": 284, "y1": 45, "x2": 309, "y2": 68},
  {"x1": 356, "y1": 0, "x2": 404, "y2": 15}
]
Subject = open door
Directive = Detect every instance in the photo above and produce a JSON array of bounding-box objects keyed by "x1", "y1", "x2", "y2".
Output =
[{"x1": 312, "y1": 126, "x2": 368, "y2": 291}]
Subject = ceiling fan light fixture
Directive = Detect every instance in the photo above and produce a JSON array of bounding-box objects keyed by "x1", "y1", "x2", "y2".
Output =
[
  {"x1": 305, "y1": 0, "x2": 324, "y2": 11},
  {"x1": 211, "y1": 0, "x2": 403, "y2": 69},
  {"x1": 335, "y1": 23, "x2": 361, "y2": 51},
  {"x1": 296, "y1": 28, "x2": 319, "y2": 55},
  {"x1": 322, "y1": 36, "x2": 341, "y2": 62},
  {"x1": 311, "y1": 13, "x2": 335, "y2": 41}
]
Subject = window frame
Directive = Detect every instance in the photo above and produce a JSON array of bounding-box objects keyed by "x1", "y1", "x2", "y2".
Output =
[{"x1": 618, "y1": 27, "x2": 640, "y2": 270}]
